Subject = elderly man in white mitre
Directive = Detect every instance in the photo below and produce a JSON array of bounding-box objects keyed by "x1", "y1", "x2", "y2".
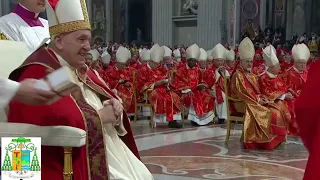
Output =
[{"x1": 211, "y1": 43, "x2": 229, "y2": 124}]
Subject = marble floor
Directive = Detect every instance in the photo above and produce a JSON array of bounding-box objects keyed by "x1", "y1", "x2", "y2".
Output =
[{"x1": 132, "y1": 120, "x2": 307, "y2": 180}]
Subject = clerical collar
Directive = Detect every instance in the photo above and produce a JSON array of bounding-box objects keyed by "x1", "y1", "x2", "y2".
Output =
[
  {"x1": 13, "y1": 4, "x2": 43, "y2": 27},
  {"x1": 266, "y1": 70, "x2": 277, "y2": 78}
]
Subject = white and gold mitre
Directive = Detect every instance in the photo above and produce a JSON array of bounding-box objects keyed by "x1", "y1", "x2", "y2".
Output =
[
  {"x1": 162, "y1": 46, "x2": 172, "y2": 57},
  {"x1": 198, "y1": 48, "x2": 207, "y2": 61},
  {"x1": 116, "y1": 46, "x2": 130, "y2": 63},
  {"x1": 226, "y1": 49, "x2": 235, "y2": 61},
  {"x1": 238, "y1": 37, "x2": 255, "y2": 60},
  {"x1": 45, "y1": 0, "x2": 91, "y2": 37},
  {"x1": 186, "y1": 44, "x2": 200, "y2": 59},
  {"x1": 211, "y1": 43, "x2": 227, "y2": 60},
  {"x1": 263, "y1": 45, "x2": 279, "y2": 66},
  {"x1": 151, "y1": 46, "x2": 165, "y2": 63},
  {"x1": 292, "y1": 44, "x2": 310, "y2": 62}
]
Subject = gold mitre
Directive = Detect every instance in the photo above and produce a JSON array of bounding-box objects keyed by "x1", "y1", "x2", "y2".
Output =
[
  {"x1": 238, "y1": 37, "x2": 255, "y2": 60},
  {"x1": 45, "y1": 0, "x2": 91, "y2": 37}
]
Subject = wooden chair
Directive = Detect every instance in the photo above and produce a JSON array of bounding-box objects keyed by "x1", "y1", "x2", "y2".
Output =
[
  {"x1": 132, "y1": 71, "x2": 155, "y2": 128},
  {"x1": 224, "y1": 76, "x2": 245, "y2": 144}
]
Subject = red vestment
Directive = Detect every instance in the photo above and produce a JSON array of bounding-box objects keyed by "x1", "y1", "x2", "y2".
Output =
[
  {"x1": 131, "y1": 61, "x2": 143, "y2": 70},
  {"x1": 171, "y1": 65, "x2": 215, "y2": 116},
  {"x1": 258, "y1": 72, "x2": 290, "y2": 136},
  {"x1": 230, "y1": 68, "x2": 285, "y2": 150},
  {"x1": 8, "y1": 47, "x2": 140, "y2": 180},
  {"x1": 280, "y1": 61, "x2": 293, "y2": 74},
  {"x1": 252, "y1": 62, "x2": 265, "y2": 75},
  {"x1": 104, "y1": 66, "x2": 135, "y2": 114},
  {"x1": 226, "y1": 65, "x2": 235, "y2": 74},
  {"x1": 295, "y1": 60, "x2": 320, "y2": 179},
  {"x1": 284, "y1": 67, "x2": 308, "y2": 136},
  {"x1": 136, "y1": 65, "x2": 181, "y2": 121}
]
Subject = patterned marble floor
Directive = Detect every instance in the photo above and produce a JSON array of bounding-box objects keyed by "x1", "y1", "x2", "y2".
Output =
[{"x1": 132, "y1": 120, "x2": 307, "y2": 180}]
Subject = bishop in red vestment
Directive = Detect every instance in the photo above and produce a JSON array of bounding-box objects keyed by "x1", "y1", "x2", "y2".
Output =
[
  {"x1": 258, "y1": 45, "x2": 291, "y2": 137},
  {"x1": 211, "y1": 43, "x2": 229, "y2": 123},
  {"x1": 7, "y1": 0, "x2": 144, "y2": 179},
  {"x1": 103, "y1": 46, "x2": 135, "y2": 115},
  {"x1": 172, "y1": 44, "x2": 215, "y2": 126},
  {"x1": 285, "y1": 44, "x2": 310, "y2": 137},
  {"x1": 136, "y1": 46, "x2": 182, "y2": 128},
  {"x1": 225, "y1": 49, "x2": 236, "y2": 74}
]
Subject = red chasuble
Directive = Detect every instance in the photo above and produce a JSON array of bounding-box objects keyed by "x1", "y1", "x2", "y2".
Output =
[
  {"x1": 295, "y1": 60, "x2": 320, "y2": 179},
  {"x1": 280, "y1": 61, "x2": 293, "y2": 74},
  {"x1": 7, "y1": 47, "x2": 139, "y2": 180},
  {"x1": 103, "y1": 66, "x2": 135, "y2": 114},
  {"x1": 171, "y1": 65, "x2": 215, "y2": 116},
  {"x1": 136, "y1": 64, "x2": 181, "y2": 121},
  {"x1": 257, "y1": 72, "x2": 290, "y2": 136},
  {"x1": 131, "y1": 60, "x2": 143, "y2": 70},
  {"x1": 284, "y1": 67, "x2": 308, "y2": 136}
]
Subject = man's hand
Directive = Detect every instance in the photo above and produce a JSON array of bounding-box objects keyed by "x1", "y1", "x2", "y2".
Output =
[
  {"x1": 14, "y1": 79, "x2": 56, "y2": 105},
  {"x1": 285, "y1": 92, "x2": 293, "y2": 100},
  {"x1": 98, "y1": 105, "x2": 118, "y2": 124},
  {"x1": 109, "y1": 98, "x2": 123, "y2": 117},
  {"x1": 155, "y1": 79, "x2": 169, "y2": 87}
]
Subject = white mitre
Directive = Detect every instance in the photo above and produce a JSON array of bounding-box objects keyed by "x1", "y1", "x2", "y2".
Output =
[
  {"x1": 151, "y1": 46, "x2": 165, "y2": 63},
  {"x1": 198, "y1": 48, "x2": 207, "y2": 61},
  {"x1": 207, "y1": 50, "x2": 213, "y2": 60},
  {"x1": 141, "y1": 50, "x2": 151, "y2": 61},
  {"x1": 263, "y1": 45, "x2": 279, "y2": 67},
  {"x1": 212, "y1": 43, "x2": 227, "y2": 60},
  {"x1": 116, "y1": 46, "x2": 130, "y2": 63},
  {"x1": 101, "y1": 51, "x2": 111, "y2": 65},
  {"x1": 173, "y1": 49, "x2": 181, "y2": 58},
  {"x1": 151, "y1": 44, "x2": 160, "y2": 52},
  {"x1": 89, "y1": 49, "x2": 100, "y2": 61},
  {"x1": 238, "y1": 37, "x2": 255, "y2": 60},
  {"x1": 186, "y1": 44, "x2": 200, "y2": 59},
  {"x1": 162, "y1": 46, "x2": 172, "y2": 57},
  {"x1": 226, "y1": 49, "x2": 235, "y2": 61},
  {"x1": 292, "y1": 44, "x2": 310, "y2": 62}
]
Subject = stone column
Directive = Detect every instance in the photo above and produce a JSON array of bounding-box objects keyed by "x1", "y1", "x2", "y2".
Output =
[
  {"x1": 285, "y1": 0, "x2": 293, "y2": 40},
  {"x1": 196, "y1": 0, "x2": 223, "y2": 50},
  {"x1": 152, "y1": 0, "x2": 173, "y2": 46},
  {"x1": 234, "y1": 0, "x2": 241, "y2": 44},
  {"x1": 260, "y1": 0, "x2": 267, "y2": 29},
  {"x1": 105, "y1": 0, "x2": 113, "y2": 42}
]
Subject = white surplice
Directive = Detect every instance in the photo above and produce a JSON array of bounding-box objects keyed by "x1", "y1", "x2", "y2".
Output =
[
  {"x1": 213, "y1": 68, "x2": 229, "y2": 120},
  {"x1": 54, "y1": 52, "x2": 153, "y2": 180},
  {"x1": 0, "y1": 13, "x2": 49, "y2": 52}
]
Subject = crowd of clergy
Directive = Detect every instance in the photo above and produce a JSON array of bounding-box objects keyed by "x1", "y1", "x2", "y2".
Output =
[{"x1": 87, "y1": 37, "x2": 312, "y2": 151}]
